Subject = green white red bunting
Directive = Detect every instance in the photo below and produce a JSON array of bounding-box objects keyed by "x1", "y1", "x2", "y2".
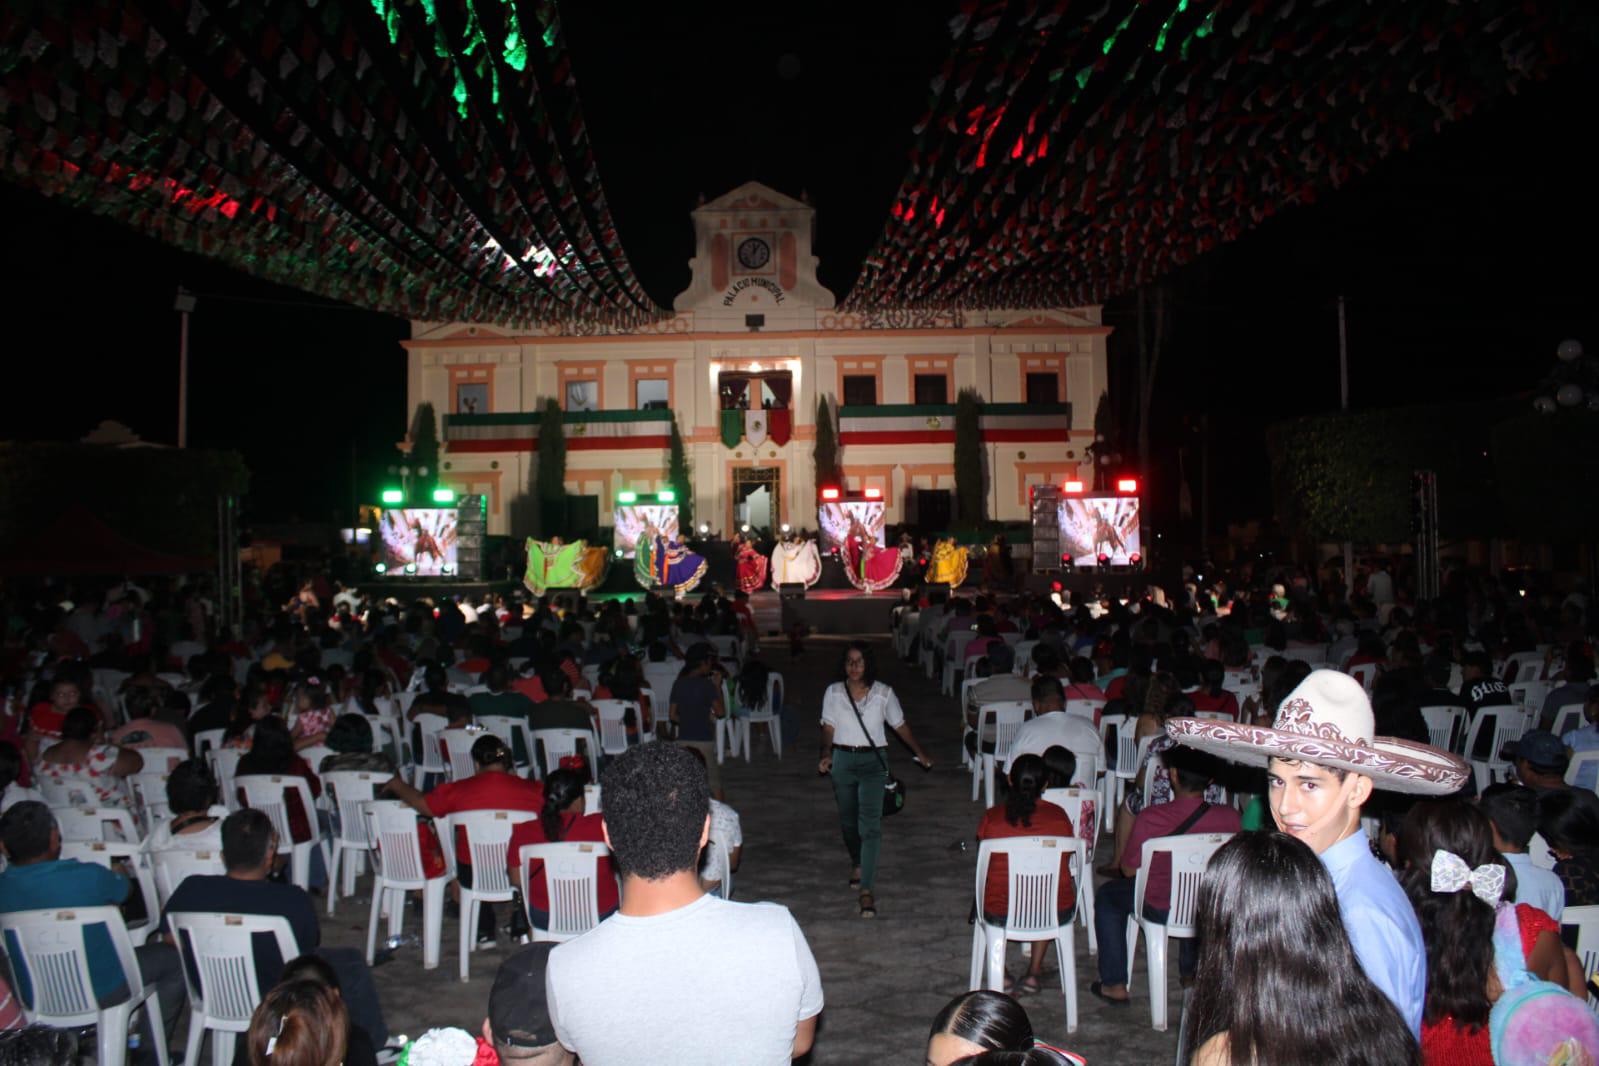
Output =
[
  {"x1": 837, "y1": 404, "x2": 1073, "y2": 445},
  {"x1": 445, "y1": 410, "x2": 672, "y2": 452}
]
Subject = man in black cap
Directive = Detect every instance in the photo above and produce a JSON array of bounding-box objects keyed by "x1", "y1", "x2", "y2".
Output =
[
  {"x1": 484, "y1": 944, "x2": 570, "y2": 1065},
  {"x1": 1506, "y1": 729, "x2": 1572, "y2": 794}
]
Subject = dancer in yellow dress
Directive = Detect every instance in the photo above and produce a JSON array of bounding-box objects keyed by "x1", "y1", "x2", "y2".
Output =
[{"x1": 927, "y1": 536, "x2": 969, "y2": 587}]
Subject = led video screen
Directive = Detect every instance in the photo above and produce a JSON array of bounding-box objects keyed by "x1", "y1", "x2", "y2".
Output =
[
  {"x1": 378, "y1": 508, "x2": 459, "y2": 576},
  {"x1": 1059, "y1": 496, "x2": 1142, "y2": 567},
  {"x1": 818, "y1": 500, "x2": 886, "y2": 552},
  {"x1": 613, "y1": 504, "x2": 681, "y2": 559}
]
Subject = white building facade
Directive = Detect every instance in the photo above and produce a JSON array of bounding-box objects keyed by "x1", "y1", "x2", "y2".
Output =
[{"x1": 403, "y1": 182, "x2": 1109, "y2": 537}]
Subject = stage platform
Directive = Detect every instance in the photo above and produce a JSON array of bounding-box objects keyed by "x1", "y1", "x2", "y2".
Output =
[{"x1": 780, "y1": 589, "x2": 906, "y2": 636}]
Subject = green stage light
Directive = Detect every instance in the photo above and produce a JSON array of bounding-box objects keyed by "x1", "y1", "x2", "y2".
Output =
[
  {"x1": 432, "y1": 488, "x2": 456, "y2": 503},
  {"x1": 404, "y1": 563, "x2": 417, "y2": 574},
  {"x1": 616, "y1": 490, "x2": 637, "y2": 504},
  {"x1": 380, "y1": 488, "x2": 404, "y2": 504},
  {"x1": 374, "y1": 562, "x2": 387, "y2": 574},
  {"x1": 657, "y1": 489, "x2": 676, "y2": 503}
]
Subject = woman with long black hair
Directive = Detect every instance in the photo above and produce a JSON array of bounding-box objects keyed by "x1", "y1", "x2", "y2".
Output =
[
  {"x1": 1183, "y1": 831, "x2": 1418, "y2": 1066},
  {"x1": 818, "y1": 640, "x2": 932, "y2": 918},
  {"x1": 507, "y1": 768, "x2": 617, "y2": 929}
]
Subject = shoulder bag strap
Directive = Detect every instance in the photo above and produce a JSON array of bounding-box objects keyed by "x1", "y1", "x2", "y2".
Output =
[
  {"x1": 844, "y1": 686, "x2": 891, "y2": 774},
  {"x1": 1170, "y1": 801, "x2": 1213, "y2": 838}
]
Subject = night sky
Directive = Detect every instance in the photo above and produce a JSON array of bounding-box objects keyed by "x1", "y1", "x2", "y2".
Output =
[{"x1": 2, "y1": 4, "x2": 1594, "y2": 537}]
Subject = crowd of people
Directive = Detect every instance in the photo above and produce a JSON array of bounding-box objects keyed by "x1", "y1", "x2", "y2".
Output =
[{"x1": 0, "y1": 556, "x2": 1595, "y2": 1063}]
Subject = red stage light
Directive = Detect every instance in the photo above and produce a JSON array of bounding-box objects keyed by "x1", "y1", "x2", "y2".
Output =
[
  {"x1": 864, "y1": 487, "x2": 882, "y2": 499},
  {"x1": 1060, "y1": 552, "x2": 1072, "y2": 563},
  {"x1": 1050, "y1": 581, "x2": 1063, "y2": 593},
  {"x1": 1129, "y1": 552, "x2": 1142, "y2": 565},
  {"x1": 1097, "y1": 553, "x2": 1110, "y2": 566},
  {"x1": 1116, "y1": 478, "x2": 1139, "y2": 493},
  {"x1": 820, "y1": 487, "x2": 840, "y2": 500},
  {"x1": 1062, "y1": 480, "x2": 1084, "y2": 493}
]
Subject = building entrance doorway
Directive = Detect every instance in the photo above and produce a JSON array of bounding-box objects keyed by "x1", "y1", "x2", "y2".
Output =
[{"x1": 732, "y1": 467, "x2": 782, "y2": 537}]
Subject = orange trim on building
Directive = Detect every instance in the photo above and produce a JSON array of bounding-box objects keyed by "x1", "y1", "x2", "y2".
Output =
[
  {"x1": 840, "y1": 464, "x2": 897, "y2": 512},
  {"x1": 908, "y1": 354, "x2": 957, "y2": 404},
  {"x1": 624, "y1": 359, "x2": 675, "y2": 412},
  {"x1": 448, "y1": 364, "x2": 496, "y2": 415},
  {"x1": 555, "y1": 360, "x2": 607, "y2": 411},
  {"x1": 613, "y1": 466, "x2": 669, "y2": 493},
  {"x1": 1014, "y1": 460, "x2": 1085, "y2": 506},
  {"x1": 836, "y1": 355, "x2": 885, "y2": 405},
  {"x1": 901, "y1": 462, "x2": 956, "y2": 489},
  {"x1": 723, "y1": 458, "x2": 789, "y2": 535},
  {"x1": 1019, "y1": 354, "x2": 1070, "y2": 403}
]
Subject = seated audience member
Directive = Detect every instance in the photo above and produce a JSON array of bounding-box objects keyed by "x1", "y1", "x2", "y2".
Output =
[
  {"x1": 1060, "y1": 656, "x2": 1106, "y2": 706},
  {"x1": 245, "y1": 979, "x2": 347, "y2": 1066},
  {"x1": 34, "y1": 706, "x2": 143, "y2": 807},
  {"x1": 386, "y1": 735, "x2": 543, "y2": 945},
  {"x1": 1397, "y1": 799, "x2": 1586, "y2": 1062},
  {"x1": 1479, "y1": 783, "x2": 1565, "y2": 920},
  {"x1": 24, "y1": 676, "x2": 89, "y2": 756},
  {"x1": 925, "y1": 991, "x2": 1050, "y2": 1066},
  {"x1": 111, "y1": 686, "x2": 190, "y2": 750},
  {"x1": 1540, "y1": 644, "x2": 1594, "y2": 730},
  {"x1": 508, "y1": 769, "x2": 616, "y2": 931},
  {"x1": 0, "y1": 801, "x2": 185, "y2": 1059},
  {"x1": 1187, "y1": 660, "x2": 1240, "y2": 721},
  {"x1": 484, "y1": 943, "x2": 573, "y2": 1065},
  {"x1": 406, "y1": 666, "x2": 472, "y2": 728},
  {"x1": 680, "y1": 747, "x2": 743, "y2": 897},
  {"x1": 235, "y1": 716, "x2": 324, "y2": 879},
  {"x1": 667, "y1": 643, "x2": 726, "y2": 799},
  {"x1": 1182, "y1": 831, "x2": 1418, "y2": 1066},
  {"x1": 1005, "y1": 677, "x2": 1104, "y2": 787},
  {"x1": 469, "y1": 665, "x2": 538, "y2": 732},
  {"x1": 261, "y1": 954, "x2": 379, "y2": 1066},
  {"x1": 546, "y1": 743, "x2": 821, "y2": 1065},
  {"x1": 1460, "y1": 652, "x2": 1514, "y2": 758},
  {"x1": 1539, "y1": 788, "x2": 1599, "y2": 907},
  {"x1": 510, "y1": 660, "x2": 549, "y2": 704},
  {"x1": 317, "y1": 714, "x2": 396, "y2": 775},
  {"x1": 1560, "y1": 688, "x2": 1599, "y2": 790},
  {"x1": 0, "y1": 1028, "x2": 81, "y2": 1063},
  {"x1": 0, "y1": 742, "x2": 42, "y2": 813},
  {"x1": 143, "y1": 759, "x2": 225, "y2": 851},
  {"x1": 1504, "y1": 729, "x2": 1571, "y2": 793},
  {"x1": 965, "y1": 651, "x2": 1033, "y2": 725},
  {"x1": 976, "y1": 755, "x2": 1075, "y2": 997},
  {"x1": 1091, "y1": 752, "x2": 1240, "y2": 1005},
  {"x1": 162, "y1": 809, "x2": 390, "y2": 1049}
]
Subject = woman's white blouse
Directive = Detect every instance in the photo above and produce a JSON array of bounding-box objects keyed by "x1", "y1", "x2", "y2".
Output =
[{"x1": 820, "y1": 681, "x2": 905, "y2": 748}]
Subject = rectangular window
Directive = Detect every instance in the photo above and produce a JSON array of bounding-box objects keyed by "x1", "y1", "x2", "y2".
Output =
[
  {"x1": 456, "y1": 382, "x2": 490, "y2": 414},
  {"x1": 565, "y1": 380, "x2": 599, "y2": 412},
  {"x1": 635, "y1": 378, "x2": 669, "y2": 410},
  {"x1": 913, "y1": 374, "x2": 948, "y2": 405},
  {"x1": 1025, "y1": 372, "x2": 1060, "y2": 405},
  {"x1": 842, "y1": 375, "x2": 877, "y2": 407}
]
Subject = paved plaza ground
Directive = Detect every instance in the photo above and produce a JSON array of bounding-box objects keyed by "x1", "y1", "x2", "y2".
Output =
[{"x1": 327, "y1": 634, "x2": 1183, "y2": 1065}]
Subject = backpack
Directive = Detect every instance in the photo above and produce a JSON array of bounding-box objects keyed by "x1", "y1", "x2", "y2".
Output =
[{"x1": 1488, "y1": 902, "x2": 1599, "y2": 1066}]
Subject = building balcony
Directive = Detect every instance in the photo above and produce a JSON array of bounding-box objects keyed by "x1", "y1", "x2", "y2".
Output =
[
  {"x1": 443, "y1": 408, "x2": 675, "y2": 452},
  {"x1": 837, "y1": 402, "x2": 1073, "y2": 445}
]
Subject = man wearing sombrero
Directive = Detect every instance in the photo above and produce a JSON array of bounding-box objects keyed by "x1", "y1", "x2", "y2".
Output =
[{"x1": 1166, "y1": 669, "x2": 1469, "y2": 1037}]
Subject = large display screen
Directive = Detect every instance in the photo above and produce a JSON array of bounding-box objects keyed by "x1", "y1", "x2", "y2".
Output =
[
  {"x1": 818, "y1": 500, "x2": 886, "y2": 551},
  {"x1": 1059, "y1": 496, "x2": 1142, "y2": 567},
  {"x1": 613, "y1": 504, "x2": 680, "y2": 559},
  {"x1": 378, "y1": 508, "x2": 459, "y2": 575}
]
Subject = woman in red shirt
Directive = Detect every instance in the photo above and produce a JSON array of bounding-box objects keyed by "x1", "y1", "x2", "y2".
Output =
[
  {"x1": 975, "y1": 753, "x2": 1075, "y2": 996},
  {"x1": 1188, "y1": 660, "x2": 1240, "y2": 721},
  {"x1": 508, "y1": 768, "x2": 617, "y2": 930}
]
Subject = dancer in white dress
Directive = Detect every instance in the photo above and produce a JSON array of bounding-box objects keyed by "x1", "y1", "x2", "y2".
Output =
[{"x1": 769, "y1": 533, "x2": 822, "y2": 589}]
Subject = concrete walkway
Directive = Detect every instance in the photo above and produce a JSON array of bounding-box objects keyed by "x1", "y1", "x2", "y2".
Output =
[{"x1": 332, "y1": 635, "x2": 1182, "y2": 1064}]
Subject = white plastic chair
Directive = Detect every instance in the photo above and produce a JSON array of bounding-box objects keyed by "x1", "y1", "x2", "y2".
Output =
[
  {"x1": 443, "y1": 809, "x2": 538, "y2": 981},
  {"x1": 129, "y1": 770, "x2": 174, "y2": 832},
  {"x1": 1012, "y1": 641, "x2": 1039, "y2": 677},
  {"x1": 895, "y1": 612, "x2": 920, "y2": 659},
  {"x1": 193, "y1": 728, "x2": 226, "y2": 757},
  {"x1": 969, "y1": 836, "x2": 1082, "y2": 1033},
  {"x1": 1463, "y1": 705, "x2": 1529, "y2": 793},
  {"x1": 530, "y1": 727, "x2": 599, "y2": 781},
  {"x1": 234, "y1": 774, "x2": 330, "y2": 891},
  {"x1": 169, "y1": 910, "x2": 299, "y2": 1066},
  {"x1": 361, "y1": 800, "x2": 449, "y2": 970},
  {"x1": 412, "y1": 712, "x2": 450, "y2": 787},
  {"x1": 477, "y1": 715, "x2": 537, "y2": 772},
  {"x1": 583, "y1": 784, "x2": 602, "y2": 812},
  {"x1": 149, "y1": 845, "x2": 227, "y2": 906},
  {"x1": 642, "y1": 662, "x2": 684, "y2": 714},
  {"x1": 1552, "y1": 704, "x2": 1586, "y2": 739},
  {"x1": 60, "y1": 840, "x2": 162, "y2": 944},
  {"x1": 1510, "y1": 680, "x2": 1552, "y2": 713},
  {"x1": 737, "y1": 672, "x2": 784, "y2": 761},
  {"x1": 703, "y1": 835, "x2": 735, "y2": 900},
  {"x1": 1101, "y1": 714, "x2": 1135, "y2": 822},
  {"x1": 36, "y1": 773, "x2": 129, "y2": 811},
  {"x1": 1566, "y1": 752, "x2": 1599, "y2": 789},
  {"x1": 943, "y1": 631, "x2": 978, "y2": 696},
  {"x1": 1064, "y1": 699, "x2": 1102, "y2": 723},
  {"x1": 322, "y1": 771, "x2": 385, "y2": 914},
  {"x1": 1418, "y1": 705, "x2": 1465, "y2": 753},
  {"x1": 439, "y1": 728, "x2": 482, "y2": 782},
  {"x1": 137, "y1": 746, "x2": 190, "y2": 775},
  {"x1": 1505, "y1": 650, "x2": 1545, "y2": 684},
  {"x1": 710, "y1": 635, "x2": 741, "y2": 663},
  {"x1": 206, "y1": 747, "x2": 244, "y2": 813},
  {"x1": 1126, "y1": 833, "x2": 1233, "y2": 1031},
  {"x1": 0, "y1": 905, "x2": 170, "y2": 1066},
  {"x1": 971, "y1": 702, "x2": 1030, "y2": 806},
  {"x1": 592, "y1": 700, "x2": 641, "y2": 757},
  {"x1": 1347, "y1": 662, "x2": 1377, "y2": 693},
  {"x1": 1042, "y1": 787, "x2": 1101, "y2": 954},
  {"x1": 1563, "y1": 904, "x2": 1599, "y2": 1009},
  {"x1": 520, "y1": 841, "x2": 613, "y2": 942},
  {"x1": 52, "y1": 805, "x2": 141, "y2": 845}
]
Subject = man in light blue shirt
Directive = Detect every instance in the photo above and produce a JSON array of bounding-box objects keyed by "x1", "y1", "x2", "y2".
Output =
[{"x1": 1481, "y1": 783, "x2": 1566, "y2": 921}]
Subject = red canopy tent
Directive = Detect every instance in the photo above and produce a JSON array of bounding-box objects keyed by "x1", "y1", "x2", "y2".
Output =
[{"x1": 0, "y1": 505, "x2": 212, "y2": 577}]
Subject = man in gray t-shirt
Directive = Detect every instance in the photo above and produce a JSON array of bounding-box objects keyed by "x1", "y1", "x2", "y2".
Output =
[{"x1": 546, "y1": 744, "x2": 822, "y2": 1066}]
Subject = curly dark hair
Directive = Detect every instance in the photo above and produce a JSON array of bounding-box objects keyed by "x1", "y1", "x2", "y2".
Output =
[
  {"x1": 598, "y1": 742, "x2": 708, "y2": 880},
  {"x1": 1184, "y1": 831, "x2": 1418, "y2": 1066},
  {"x1": 836, "y1": 641, "x2": 877, "y2": 686},
  {"x1": 1397, "y1": 799, "x2": 1515, "y2": 1032}
]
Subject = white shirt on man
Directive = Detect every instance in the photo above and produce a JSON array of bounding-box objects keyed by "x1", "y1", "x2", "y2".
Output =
[
  {"x1": 1004, "y1": 711, "x2": 1105, "y2": 784},
  {"x1": 1507, "y1": 850, "x2": 1565, "y2": 922},
  {"x1": 547, "y1": 893, "x2": 822, "y2": 1066}
]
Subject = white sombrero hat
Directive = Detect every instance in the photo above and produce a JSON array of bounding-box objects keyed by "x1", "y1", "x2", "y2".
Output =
[{"x1": 1166, "y1": 669, "x2": 1468, "y2": 795}]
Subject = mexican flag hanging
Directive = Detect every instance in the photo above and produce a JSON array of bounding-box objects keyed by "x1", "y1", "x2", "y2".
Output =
[
  {"x1": 720, "y1": 409, "x2": 744, "y2": 449},
  {"x1": 746, "y1": 409, "x2": 769, "y2": 447},
  {"x1": 768, "y1": 409, "x2": 793, "y2": 446}
]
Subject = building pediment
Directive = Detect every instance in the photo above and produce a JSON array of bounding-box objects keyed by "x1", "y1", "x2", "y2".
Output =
[{"x1": 674, "y1": 181, "x2": 835, "y2": 322}]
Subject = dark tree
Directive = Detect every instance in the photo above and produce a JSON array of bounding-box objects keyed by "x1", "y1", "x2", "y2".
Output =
[
  {"x1": 668, "y1": 415, "x2": 694, "y2": 528},
  {"x1": 954, "y1": 387, "x2": 985, "y2": 524}
]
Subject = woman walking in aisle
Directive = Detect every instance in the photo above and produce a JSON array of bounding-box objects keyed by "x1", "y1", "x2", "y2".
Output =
[{"x1": 818, "y1": 640, "x2": 932, "y2": 918}]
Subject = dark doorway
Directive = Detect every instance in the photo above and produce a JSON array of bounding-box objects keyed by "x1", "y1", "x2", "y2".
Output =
[{"x1": 916, "y1": 489, "x2": 953, "y2": 532}]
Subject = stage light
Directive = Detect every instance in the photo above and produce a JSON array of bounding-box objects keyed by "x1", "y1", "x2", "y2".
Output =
[
  {"x1": 432, "y1": 488, "x2": 456, "y2": 504},
  {"x1": 699, "y1": 523, "x2": 710, "y2": 534},
  {"x1": 1129, "y1": 552, "x2": 1141, "y2": 566},
  {"x1": 374, "y1": 562, "x2": 387, "y2": 574},
  {"x1": 615, "y1": 548, "x2": 624, "y2": 557},
  {"x1": 780, "y1": 523, "x2": 791, "y2": 533},
  {"x1": 820, "y1": 487, "x2": 840, "y2": 500},
  {"x1": 441, "y1": 565, "x2": 455, "y2": 576},
  {"x1": 616, "y1": 491, "x2": 637, "y2": 504},
  {"x1": 404, "y1": 563, "x2": 417, "y2": 574},
  {"x1": 864, "y1": 487, "x2": 881, "y2": 499},
  {"x1": 1063, "y1": 480, "x2": 1084, "y2": 493},
  {"x1": 741, "y1": 524, "x2": 751, "y2": 533},
  {"x1": 1051, "y1": 581, "x2": 1063, "y2": 593},
  {"x1": 1116, "y1": 478, "x2": 1139, "y2": 494},
  {"x1": 1097, "y1": 553, "x2": 1110, "y2": 566},
  {"x1": 657, "y1": 489, "x2": 676, "y2": 503},
  {"x1": 1061, "y1": 552, "x2": 1072, "y2": 564},
  {"x1": 380, "y1": 489, "x2": 403, "y2": 504}
]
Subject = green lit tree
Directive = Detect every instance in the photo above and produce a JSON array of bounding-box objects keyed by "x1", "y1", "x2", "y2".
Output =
[
  {"x1": 535, "y1": 397, "x2": 567, "y2": 534},
  {"x1": 667, "y1": 415, "x2": 694, "y2": 529},
  {"x1": 814, "y1": 395, "x2": 841, "y2": 490},
  {"x1": 954, "y1": 387, "x2": 985, "y2": 524}
]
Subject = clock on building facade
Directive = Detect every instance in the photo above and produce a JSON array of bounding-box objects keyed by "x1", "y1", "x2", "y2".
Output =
[{"x1": 736, "y1": 236, "x2": 771, "y2": 272}]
